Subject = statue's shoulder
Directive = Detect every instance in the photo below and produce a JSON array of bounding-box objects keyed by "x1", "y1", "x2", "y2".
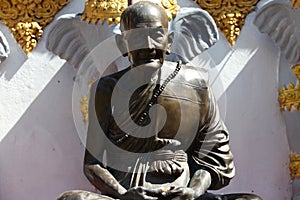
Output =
[
  {"x1": 96, "y1": 67, "x2": 130, "y2": 94},
  {"x1": 163, "y1": 61, "x2": 209, "y2": 88}
]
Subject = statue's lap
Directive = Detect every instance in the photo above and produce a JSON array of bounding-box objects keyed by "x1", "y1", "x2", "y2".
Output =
[{"x1": 58, "y1": 190, "x2": 262, "y2": 200}]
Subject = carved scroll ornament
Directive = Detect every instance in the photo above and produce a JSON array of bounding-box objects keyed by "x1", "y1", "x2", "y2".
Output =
[
  {"x1": 0, "y1": 0, "x2": 69, "y2": 54},
  {"x1": 195, "y1": 0, "x2": 258, "y2": 46}
]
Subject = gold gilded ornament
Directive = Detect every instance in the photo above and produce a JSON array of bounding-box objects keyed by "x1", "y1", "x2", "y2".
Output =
[
  {"x1": 290, "y1": 152, "x2": 300, "y2": 179},
  {"x1": 80, "y1": 96, "x2": 89, "y2": 123},
  {"x1": 278, "y1": 64, "x2": 300, "y2": 111},
  {"x1": 12, "y1": 22, "x2": 43, "y2": 54},
  {"x1": 195, "y1": 0, "x2": 258, "y2": 46},
  {"x1": 291, "y1": 0, "x2": 300, "y2": 8},
  {"x1": 0, "y1": 0, "x2": 69, "y2": 54},
  {"x1": 160, "y1": 0, "x2": 179, "y2": 18},
  {"x1": 81, "y1": 0, "x2": 127, "y2": 24},
  {"x1": 81, "y1": 0, "x2": 179, "y2": 24}
]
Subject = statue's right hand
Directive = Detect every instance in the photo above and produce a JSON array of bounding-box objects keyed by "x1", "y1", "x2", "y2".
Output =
[
  {"x1": 121, "y1": 186, "x2": 162, "y2": 200},
  {"x1": 153, "y1": 138, "x2": 181, "y2": 149}
]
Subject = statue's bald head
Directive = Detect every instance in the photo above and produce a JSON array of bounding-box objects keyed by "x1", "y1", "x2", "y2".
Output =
[{"x1": 120, "y1": 1, "x2": 168, "y2": 31}]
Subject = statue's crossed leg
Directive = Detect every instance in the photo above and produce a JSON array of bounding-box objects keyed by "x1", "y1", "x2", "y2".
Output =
[{"x1": 58, "y1": 190, "x2": 262, "y2": 200}]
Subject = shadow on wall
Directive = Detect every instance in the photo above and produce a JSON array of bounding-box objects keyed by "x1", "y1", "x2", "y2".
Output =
[{"x1": 0, "y1": 63, "x2": 92, "y2": 200}]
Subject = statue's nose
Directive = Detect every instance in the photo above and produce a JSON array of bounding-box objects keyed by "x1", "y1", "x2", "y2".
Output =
[{"x1": 146, "y1": 35, "x2": 155, "y2": 50}]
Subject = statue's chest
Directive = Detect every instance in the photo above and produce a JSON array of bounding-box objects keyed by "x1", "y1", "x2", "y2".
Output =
[{"x1": 155, "y1": 82, "x2": 208, "y2": 143}]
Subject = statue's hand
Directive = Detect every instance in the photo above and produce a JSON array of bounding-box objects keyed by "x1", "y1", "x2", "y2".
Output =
[
  {"x1": 121, "y1": 186, "x2": 163, "y2": 200},
  {"x1": 164, "y1": 187, "x2": 196, "y2": 200}
]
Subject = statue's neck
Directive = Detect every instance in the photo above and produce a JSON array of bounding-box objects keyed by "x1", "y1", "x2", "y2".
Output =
[{"x1": 129, "y1": 65, "x2": 161, "y2": 85}]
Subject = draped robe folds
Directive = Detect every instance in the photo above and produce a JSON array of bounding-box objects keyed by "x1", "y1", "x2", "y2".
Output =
[{"x1": 86, "y1": 61, "x2": 235, "y2": 196}]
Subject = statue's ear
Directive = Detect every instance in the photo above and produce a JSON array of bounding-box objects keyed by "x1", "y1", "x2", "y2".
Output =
[
  {"x1": 115, "y1": 34, "x2": 128, "y2": 57},
  {"x1": 166, "y1": 32, "x2": 174, "y2": 55}
]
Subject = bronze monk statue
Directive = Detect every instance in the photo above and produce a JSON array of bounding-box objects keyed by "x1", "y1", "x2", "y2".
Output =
[{"x1": 58, "y1": 2, "x2": 262, "y2": 200}]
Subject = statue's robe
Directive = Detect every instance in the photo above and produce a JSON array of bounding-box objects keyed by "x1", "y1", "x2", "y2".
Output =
[
  {"x1": 87, "y1": 61, "x2": 235, "y2": 191},
  {"x1": 58, "y1": 62, "x2": 263, "y2": 200}
]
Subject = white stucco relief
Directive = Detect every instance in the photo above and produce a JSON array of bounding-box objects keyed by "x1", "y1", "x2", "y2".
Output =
[
  {"x1": 0, "y1": 30, "x2": 10, "y2": 63},
  {"x1": 254, "y1": 1, "x2": 300, "y2": 65}
]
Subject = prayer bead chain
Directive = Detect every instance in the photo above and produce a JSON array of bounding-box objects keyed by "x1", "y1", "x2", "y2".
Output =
[
  {"x1": 137, "y1": 60, "x2": 182, "y2": 126},
  {"x1": 115, "y1": 61, "x2": 182, "y2": 144}
]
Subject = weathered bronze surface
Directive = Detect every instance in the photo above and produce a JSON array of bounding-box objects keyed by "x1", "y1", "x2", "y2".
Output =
[{"x1": 58, "y1": 2, "x2": 262, "y2": 200}]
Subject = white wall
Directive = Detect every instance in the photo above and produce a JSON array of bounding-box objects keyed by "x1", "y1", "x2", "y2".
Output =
[
  {"x1": 279, "y1": 43, "x2": 300, "y2": 200},
  {"x1": 213, "y1": 8, "x2": 291, "y2": 199},
  {"x1": 0, "y1": 0, "x2": 293, "y2": 199},
  {"x1": 0, "y1": 1, "x2": 94, "y2": 199}
]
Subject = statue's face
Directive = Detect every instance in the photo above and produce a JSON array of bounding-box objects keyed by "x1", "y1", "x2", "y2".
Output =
[{"x1": 122, "y1": 7, "x2": 170, "y2": 68}]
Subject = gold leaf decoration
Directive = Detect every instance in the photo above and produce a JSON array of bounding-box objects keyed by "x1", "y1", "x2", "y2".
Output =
[
  {"x1": 278, "y1": 64, "x2": 300, "y2": 111},
  {"x1": 80, "y1": 96, "x2": 89, "y2": 123},
  {"x1": 81, "y1": 0, "x2": 128, "y2": 24},
  {"x1": 195, "y1": 0, "x2": 258, "y2": 46},
  {"x1": 12, "y1": 22, "x2": 43, "y2": 54},
  {"x1": 81, "y1": 0, "x2": 179, "y2": 24},
  {"x1": 0, "y1": 0, "x2": 69, "y2": 54},
  {"x1": 290, "y1": 152, "x2": 300, "y2": 180},
  {"x1": 161, "y1": 0, "x2": 179, "y2": 18},
  {"x1": 291, "y1": 0, "x2": 300, "y2": 8},
  {"x1": 88, "y1": 78, "x2": 98, "y2": 88}
]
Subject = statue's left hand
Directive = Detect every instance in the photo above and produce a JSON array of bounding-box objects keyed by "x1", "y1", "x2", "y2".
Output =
[
  {"x1": 121, "y1": 186, "x2": 163, "y2": 200},
  {"x1": 164, "y1": 187, "x2": 196, "y2": 200}
]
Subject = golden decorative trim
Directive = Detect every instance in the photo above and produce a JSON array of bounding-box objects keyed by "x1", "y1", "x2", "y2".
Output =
[
  {"x1": 80, "y1": 96, "x2": 89, "y2": 123},
  {"x1": 81, "y1": 0, "x2": 179, "y2": 24},
  {"x1": 0, "y1": 0, "x2": 69, "y2": 54},
  {"x1": 278, "y1": 64, "x2": 300, "y2": 111},
  {"x1": 160, "y1": 0, "x2": 179, "y2": 18},
  {"x1": 291, "y1": 0, "x2": 300, "y2": 8},
  {"x1": 195, "y1": 0, "x2": 258, "y2": 46},
  {"x1": 88, "y1": 78, "x2": 98, "y2": 88},
  {"x1": 290, "y1": 152, "x2": 300, "y2": 180},
  {"x1": 12, "y1": 22, "x2": 43, "y2": 54},
  {"x1": 81, "y1": 0, "x2": 127, "y2": 24}
]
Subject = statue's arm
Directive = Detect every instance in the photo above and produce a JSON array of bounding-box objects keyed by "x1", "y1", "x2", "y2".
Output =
[
  {"x1": 165, "y1": 83, "x2": 233, "y2": 199},
  {"x1": 84, "y1": 151, "x2": 164, "y2": 200},
  {"x1": 82, "y1": 79, "x2": 127, "y2": 198},
  {"x1": 188, "y1": 86, "x2": 235, "y2": 192},
  {"x1": 83, "y1": 151, "x2": 126, "y2": 199},
  {"x1": 83, "y1": 79, "x2": 163, "y2": 200}
]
